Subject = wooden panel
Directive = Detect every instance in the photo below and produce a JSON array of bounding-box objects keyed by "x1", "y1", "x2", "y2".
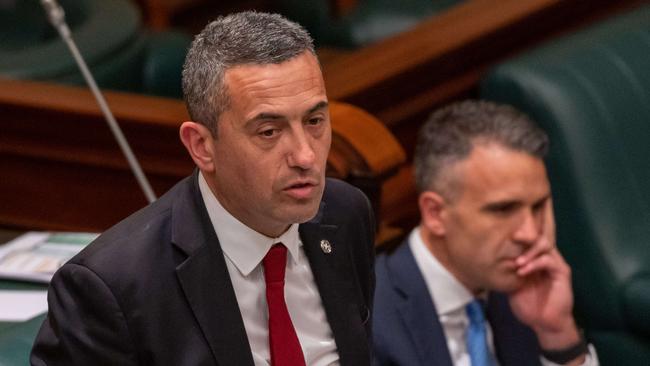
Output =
[
  {"x1": 0, "y1": 79, "x2": 405, "y2": 245},
  {"x1": 0, "y1": 79, "x2": 191, "y2": 230},
  {"x1": 138, "y1": 0, "x2": 207, "y2": 29},
  {"x1": 323, "y1": 0, "x2": 646, "y2": 138}
]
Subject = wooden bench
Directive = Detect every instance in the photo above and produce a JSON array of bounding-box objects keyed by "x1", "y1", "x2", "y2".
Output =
[{"x1": 0, "y1": 78, "x2": 405, "y2": 247}]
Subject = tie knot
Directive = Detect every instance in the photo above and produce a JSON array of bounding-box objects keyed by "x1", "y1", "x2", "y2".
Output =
[
  {"x1": 466, "y1": 299, "x2": 486, "y2": 325},
  {"x1": 263, "y1": 243, "x2": 287, "y2": 284}
]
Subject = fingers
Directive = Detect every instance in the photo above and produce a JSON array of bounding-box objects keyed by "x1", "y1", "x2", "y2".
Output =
[
  {"x1": 516, "y1": 248, "x2": 569, "y2": 277},
  {"x1": 517, "y1": 251, "x2": 552, "y2": 276},
  {"x1": 516, "y1": 235, "x2": 552, "y2": 267}
]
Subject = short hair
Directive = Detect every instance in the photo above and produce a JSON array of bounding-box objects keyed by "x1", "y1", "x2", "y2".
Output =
[
  {"x1": 414, "y1": 100, "x2": 549, "y2": 198},
  {"x1": 182, "y1": 11, "x2": 316, "y2": 135}
]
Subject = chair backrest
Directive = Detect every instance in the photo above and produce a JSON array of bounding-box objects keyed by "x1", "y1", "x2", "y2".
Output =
[
  {"x1": 0, "y1": 0, "x2": 190, "y2": 98},
  {"x1": 278, "y1": 0, "x2": 461, "y2": 48},
  {"x1": 0, "y1": 0, "x2": 140, "y2": 80},
  {"x1": 480, "y1": 4, "x2": 650, "y2": 363}
]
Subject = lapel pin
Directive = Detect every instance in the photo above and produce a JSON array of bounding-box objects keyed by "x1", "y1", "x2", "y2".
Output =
[{"x1": 320, "y1": 239, "x2": 332, "y2": 254}]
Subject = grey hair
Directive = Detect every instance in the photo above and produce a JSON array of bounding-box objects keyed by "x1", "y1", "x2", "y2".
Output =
[
  {"x1": 181, "y1": 11, "x2": 316, "y2": 135},
  {"x1": 414, "y1": 100, "x2": 549, "y2": 198}
]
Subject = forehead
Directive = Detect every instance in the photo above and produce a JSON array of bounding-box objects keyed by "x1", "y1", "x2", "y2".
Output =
[
  {"x1": 224, "y1": 52, "x2": 325, "y2": 99},
  {"x1": 453, "y1": 143, "x2": 550, "y2": 204}
]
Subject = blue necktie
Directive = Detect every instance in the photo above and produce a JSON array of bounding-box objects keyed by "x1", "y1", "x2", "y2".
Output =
[{"x1": 466, "y1": 300, "x2": 494, "y2": 366}]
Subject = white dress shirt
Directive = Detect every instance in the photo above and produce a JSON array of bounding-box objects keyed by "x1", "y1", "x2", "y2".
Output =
[
  {"x1": 409, "y1": 227, "x2": 598, "y2": 366},
  {"x1": 199, "y1": 173, "x2": 339, "y2": 366}
]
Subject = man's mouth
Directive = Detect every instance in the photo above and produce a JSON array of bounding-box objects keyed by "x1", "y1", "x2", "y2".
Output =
[
  {"x1": 283, "y1": 180, "x2": 318, "y2": 199},
  {"x1": 499, "y1": 256, "x2": 520, "y2": 270}
]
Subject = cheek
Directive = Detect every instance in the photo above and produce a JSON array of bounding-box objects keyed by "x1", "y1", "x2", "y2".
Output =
[
  {"x1": 322, "y1": 129, "x2": 332, "y2": 153},
  {"x1": 215, "y1": 148, "x2": 264, "y2": 188},
  {"x1": 451, "y1": 226, "x2": 502, "y2": 268},
  {"x1": 312, "y1": 129, "x2": 332, "y2": 163}
]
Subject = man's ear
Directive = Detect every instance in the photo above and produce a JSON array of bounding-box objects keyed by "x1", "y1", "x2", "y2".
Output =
[
  {"x1": 418, "y1": 191, "x2": 447, "y2": 236},
  {"x1": 179, "y1": 121, "x2": 216, "y2": 173}
]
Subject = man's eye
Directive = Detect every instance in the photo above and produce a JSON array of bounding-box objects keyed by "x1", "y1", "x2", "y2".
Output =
[
  {"x1": 487, "y1": 203, "x2": 517, "y2": 214},
  {"x1": 532, "y1": 200, "x2": 546, "y2": 213},
  {"x1": 307, "y1": 117, "x2": 323, "y2": 126},
  {"x1": 260, "y1": 129, "x2": 278, "y2": 137}
]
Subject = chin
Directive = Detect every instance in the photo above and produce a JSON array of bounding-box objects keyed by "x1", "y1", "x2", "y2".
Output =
[
  {"x1": 298, "y1": 205, "x2": 321, "y2": 223},
  {"x1": 491, "y1": 274, "x2": 525, "y2": 293},
  {"x1": 284, "y1": 203, "x2": 321, "y2": 224}
]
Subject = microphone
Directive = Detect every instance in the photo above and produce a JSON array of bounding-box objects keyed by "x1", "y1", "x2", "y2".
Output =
[
  {"x1": 40, "y1": 0, "x2": 68, "y2": 36},
  {"x1": 40, "y1": 0, "x2": 157, "y2": 204}
]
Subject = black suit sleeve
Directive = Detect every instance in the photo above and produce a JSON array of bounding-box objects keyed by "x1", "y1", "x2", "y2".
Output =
[
  {"x1": 31, "y1": 263, "x2": 138, "y2": 366},
  {"x1": 363, "y1": 192, "x2": 377, "y2": 358}
]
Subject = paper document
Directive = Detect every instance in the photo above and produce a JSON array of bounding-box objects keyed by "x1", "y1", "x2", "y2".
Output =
[
  {"x1": 0, "y1": 231, "x2": 98, "y2": 283},
  {"x1": 0, "y1": 290, "x2": 48, "y2": 322}
]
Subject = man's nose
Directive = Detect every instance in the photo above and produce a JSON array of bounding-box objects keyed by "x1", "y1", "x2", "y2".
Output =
[
  {"x1": 287, "y1": 129, "x2": 316, "y2": 170},
  {"x1": 512, "y1": 210, "x2": 541, "y2": 245}
]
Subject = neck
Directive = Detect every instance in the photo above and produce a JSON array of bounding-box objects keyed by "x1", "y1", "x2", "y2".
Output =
[
  {"x1": 418, "y1": 225, "x2": 483, "y2": 296},
  {"x1": 204, "y1": 173, "x2": 290, "y2": 238}
]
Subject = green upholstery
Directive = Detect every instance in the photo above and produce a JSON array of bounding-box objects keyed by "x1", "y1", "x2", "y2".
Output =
[
  {"x1": 0, "y1": 0, "x2": 190, "y2": 98},
  {"x1": 0, "y1": 281, "x2": 48, "y2": 366},
  {"x1": 0, "y1": 0, "x2": 53, "y2": 50},
  {"x1": 0, "y1": 0, "x2": 140, "y2": 80},
  {"x1": 480, "y1": 4, "x2": 650, "y2": 363},
  {"x1": 141, "y1": 31, "x2": 192, "y2": 98},
  {"x1": 0, "y1": 314, "x2": 46, "y2": 366},
  {"x1": 278, "y1": 0, "x2": 461, "y2": 48}
]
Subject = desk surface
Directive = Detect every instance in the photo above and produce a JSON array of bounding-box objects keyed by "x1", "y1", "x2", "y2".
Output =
[
  {"x1": 0, "y1": 263, "x2": 49, "y2": 365},
  {"x1": 0, "y1": 231, "x2": 49, "y2": 333}
]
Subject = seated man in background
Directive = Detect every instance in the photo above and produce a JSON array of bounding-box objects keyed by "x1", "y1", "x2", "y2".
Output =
[{"x1": 373, "y1": 100, "x2": 598, "y2": 366}]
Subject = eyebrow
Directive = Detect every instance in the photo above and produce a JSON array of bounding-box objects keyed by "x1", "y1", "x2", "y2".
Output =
[
  {"x1": 481, "y1": 194, "x2": 550, "y2": 212},
  {"x1": 307, "y1": 100, "x2": 329, "y2": 114},
  {"x1": 532, "y1": 194, "x2": 551, "y2": 207},
  {"x1": 482, "y1": 200, "x2": 521, "y2": 212},
  {"x1": 246, "y1": 100, "x2": 329, "y2": 125}
]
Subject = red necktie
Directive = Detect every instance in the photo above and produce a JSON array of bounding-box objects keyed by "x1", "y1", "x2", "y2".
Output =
[{"x1": 263, "y1": 244, "x2": 306, "y2": 366}]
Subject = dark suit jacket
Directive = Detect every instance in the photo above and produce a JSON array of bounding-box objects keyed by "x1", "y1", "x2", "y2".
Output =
[
  {"x1": 31, "y1": 174, "x2": 375, "y2": 366},
  {"x1": 372, "y1": 240, "x2": 541, "y2": 366}
]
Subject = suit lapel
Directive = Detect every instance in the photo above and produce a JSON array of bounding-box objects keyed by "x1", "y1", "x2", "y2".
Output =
[
  {"x1": 389, "y1": 243, "x2": 454, "y2": 366},
  {"x1": 172, "y1": 174, "x2": 255, "y2": 366},
  {"x1": 300, "y1": 213, "x2": 370, "y2": 366}
]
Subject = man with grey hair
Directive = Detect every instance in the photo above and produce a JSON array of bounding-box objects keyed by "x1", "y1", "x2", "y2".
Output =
[
  {"x1": 372, "y1": 100, "x2": 598, "y2": 366},
  {"x1": 31, "y1": 12, "x2": 375, "y2": 366}
]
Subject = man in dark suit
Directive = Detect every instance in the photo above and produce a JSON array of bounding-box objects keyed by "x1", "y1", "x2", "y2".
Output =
[
  {"x1": 31, "y1": 12, "x2": 375, "y2": 366},
  {"x1": 373, "y1": 100, "x2": 597, "y2": 366}
]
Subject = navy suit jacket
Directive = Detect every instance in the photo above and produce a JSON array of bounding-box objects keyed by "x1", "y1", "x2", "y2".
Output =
[
  {"x1": 372, "y1": 240, "x2": 541, "y2": 366},
  {"x1": 31, "y1": 173, "x2": 375, "y2": 366}
]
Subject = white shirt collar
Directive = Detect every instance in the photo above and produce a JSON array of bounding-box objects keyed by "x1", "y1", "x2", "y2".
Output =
[
  {"x1": 409, "y1": 226, "x2": 475, "y2": 316},
  {"x1": 198, "y1": 172, "x2": 302, "y2": 277}
]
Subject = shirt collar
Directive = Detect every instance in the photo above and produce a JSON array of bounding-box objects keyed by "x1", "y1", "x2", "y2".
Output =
[
  {"x1": 409, "y1": 226, "x2": 475, "y2": 316},
  {"x1": 198, "y1": 172, "x2": 302, "y2": 276}
]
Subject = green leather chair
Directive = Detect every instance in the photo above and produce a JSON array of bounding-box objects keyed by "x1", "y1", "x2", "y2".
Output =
[
  {"x1": 278, "y1": 0, "x2": 461, "y2": 48},
  {"x1": 480, "y1": 5, "x2": 650, "y2": 364},
  {"x1": 0, "y1": 0, "x2": 190, "y2": 98},
  {"x1": 0, "y1": 281, "x2": 48, "y2": 366},
  {"x1": 0, "y1": 314, "x2": 46, "y2": 366}
]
